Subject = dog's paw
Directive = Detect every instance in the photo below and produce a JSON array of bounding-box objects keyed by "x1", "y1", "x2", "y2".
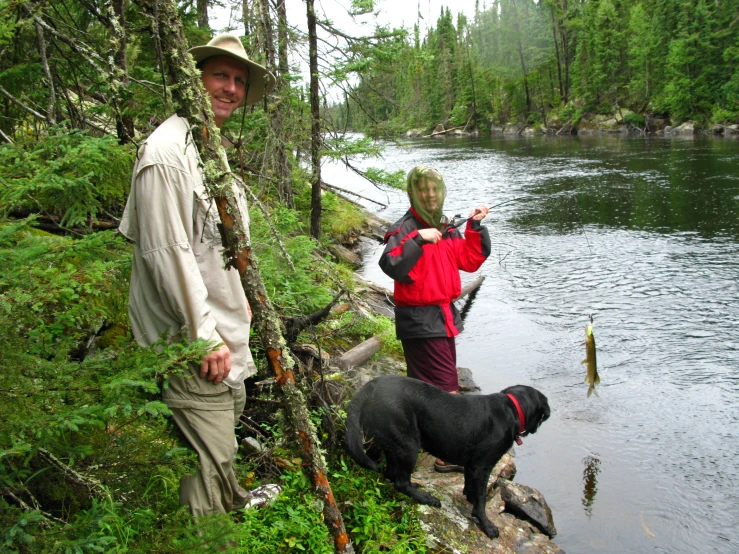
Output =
[
  {"x1": 480, "y1": 520, "x2": 499, "y2": 539},
  {"x1": 418, "y1": 492, "x2": 441, "y2": 507}
]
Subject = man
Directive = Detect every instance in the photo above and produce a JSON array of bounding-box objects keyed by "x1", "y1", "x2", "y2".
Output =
[{"x1": 119, "y1": 34, "x2": 274, "y2": 516}]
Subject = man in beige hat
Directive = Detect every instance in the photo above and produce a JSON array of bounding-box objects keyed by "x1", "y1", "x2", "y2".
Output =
[{"x1": 119, "y1": 35, "x2": 276, "y2": 516}]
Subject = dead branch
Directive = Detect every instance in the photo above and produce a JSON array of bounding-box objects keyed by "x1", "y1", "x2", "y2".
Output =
[
  {"x1": 283, "y1": 290, "x2": 346, "y2": 344},
  {"x1": 321, "y1": 181, "x2": 387, "y2": 208}
]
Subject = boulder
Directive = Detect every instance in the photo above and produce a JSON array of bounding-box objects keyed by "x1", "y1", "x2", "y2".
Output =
[
  {"x1": 725, "y1": 124, "x2": 739, "y2": 136},
  {"x1": 406, "y1": 129, "x2": 425, "y2": 138},
  {"x1": 490, "y1": 124, "x2": 504, "y2": 134},
  {"x1": 434, "y1": 123, "x2": 445, "y2": 134},
  {"x1": 457, "y1": 367, "x2": 480, "y2": 392},
  {"x1": 498, "y1": 478, "x2": 558, "y2": 538},
  {"x1": 666, "y1": 120, "x2": 697, "y2": 135},
  {"x1": 504, "y1": 124, "x2": 523, "y2": 135}
]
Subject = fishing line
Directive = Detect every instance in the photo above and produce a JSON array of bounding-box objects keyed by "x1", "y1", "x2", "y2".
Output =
[{"x1": 447, "y1": 193, "x2": 594, "y2": 254}]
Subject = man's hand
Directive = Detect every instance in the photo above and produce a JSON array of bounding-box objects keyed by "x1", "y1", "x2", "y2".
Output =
[
  {"x1": 418, "y1": 228, "x2": 442, "y2": 244},
  {"x1": 469, "y1": 206, "x2": 489, "y2": 221},
  {"x1": 200, "y1": 344, "x2": 231, "y2": 384}
]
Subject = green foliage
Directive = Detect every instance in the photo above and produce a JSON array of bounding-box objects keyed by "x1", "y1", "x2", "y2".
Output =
[
  {"x1": 0, "y1": 131, "x2": 134, "y2": 228},
  {"x1": 0, "y1": 219, "x2": 130, "y2": 359},
  {"x1": 236, "y1": 470, "x2": 333, "y2": 553},
  {"x1": 330, "y1": 457, "x2": 428, "y2": 552},
  {"x1": 250, "y1": 205, "x2": 334, "y2": 315}
]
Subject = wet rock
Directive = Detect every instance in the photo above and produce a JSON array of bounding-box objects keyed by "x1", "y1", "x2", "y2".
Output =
[
  {"x1": 726, "y1": 124, "x2": 739, "y2": 136},
  {"x1": 406, "y1": 129, "x2": 425, "y2": 138},
  {"x1": 498, "y1": 478, "x2": 557, "y2": 538},
  {"x1": 457, "y1": 367, "x2": 481, "y2": 392}
]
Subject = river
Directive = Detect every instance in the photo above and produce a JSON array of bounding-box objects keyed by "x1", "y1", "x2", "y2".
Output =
[{"x1": 322, "y1": 134, "x2": 739, "y2": 554}]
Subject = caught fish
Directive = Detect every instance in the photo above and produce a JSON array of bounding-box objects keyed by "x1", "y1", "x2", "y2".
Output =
[{"x1": 581, "y1": 315, "x2": 600, "y2": 397}]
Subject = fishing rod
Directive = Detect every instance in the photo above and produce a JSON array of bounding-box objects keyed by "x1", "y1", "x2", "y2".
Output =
[{"x1": 445, "y1": 195, "x2": 534, "y2": 229}]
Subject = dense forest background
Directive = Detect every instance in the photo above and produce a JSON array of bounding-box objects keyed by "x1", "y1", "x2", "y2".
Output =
[
  {"x1": 0, "y1": 0, "x2": 736, "y2": 552},
  {"x1": 333, "y1": 0, "x2": 739, "y2": 133}
]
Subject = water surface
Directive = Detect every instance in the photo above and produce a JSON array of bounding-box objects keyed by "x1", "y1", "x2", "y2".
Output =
[{"x1": 323, "y1": 134, "x2": 739, "y2": 554}]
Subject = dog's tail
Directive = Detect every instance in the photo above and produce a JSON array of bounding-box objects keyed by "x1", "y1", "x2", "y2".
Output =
[{"x1": 345, "y1": 394, "x2": 378, "y2": 472}]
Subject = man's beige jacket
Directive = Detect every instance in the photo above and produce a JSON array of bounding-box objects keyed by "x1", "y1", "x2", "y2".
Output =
[{"x1": 120, "y1": 115, "x2": 255, "y2": 387}]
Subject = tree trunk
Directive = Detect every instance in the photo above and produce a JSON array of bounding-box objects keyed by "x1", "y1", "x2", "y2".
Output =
[
  {"x1": 260, "y1": 0, "x2": 293, "y2": 207},
  {"x1": 197, "y1": 0, "x2": 208, "y2": 28},
  {"x1": 549, "y1": 6, "x2": 564, "y2": 104},
  {"x1": 35, "y1": 21, "x2": 56, "y2": 125},
  {"x1": 306, "y1": 0, "x2": 322, "y2": 240},
  {"x1": 137, "y1": 1, "x2": 352, "y2": 551},
  {"x1": 111, "y1": 0, "x2": 134, "y2": 143}
]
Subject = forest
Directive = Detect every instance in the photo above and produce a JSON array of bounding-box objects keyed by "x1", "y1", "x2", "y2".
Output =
[
  {"x1": 335, "y1": 0, "x2": 739, "y2": 133},
  {"x1": 0, "y1": 0, "x2": 735, "y2": 552}
]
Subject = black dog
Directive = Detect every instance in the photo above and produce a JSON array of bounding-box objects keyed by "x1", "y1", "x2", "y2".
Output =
[{"x1": 345, "y1": 375, "x2": 550, "y2": 538}]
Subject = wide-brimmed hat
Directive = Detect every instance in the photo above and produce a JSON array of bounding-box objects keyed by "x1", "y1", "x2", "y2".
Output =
[{"x1": 189, "y1": 34, "x2": 275, "y2": 106}]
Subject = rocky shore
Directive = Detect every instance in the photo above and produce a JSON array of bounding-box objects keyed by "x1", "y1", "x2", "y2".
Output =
[{"x1": 404, "y1": 112, "x2": 739, "y2": 139}]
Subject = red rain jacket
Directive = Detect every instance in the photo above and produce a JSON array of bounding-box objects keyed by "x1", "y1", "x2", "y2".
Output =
[{"x1": 379, "y1": 208, "x2": 491, "y2": 340}]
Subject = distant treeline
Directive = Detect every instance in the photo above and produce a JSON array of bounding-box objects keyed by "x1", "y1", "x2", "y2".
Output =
[{"x1": 329, "y1": 0, "x2": 739, "y2": 133}]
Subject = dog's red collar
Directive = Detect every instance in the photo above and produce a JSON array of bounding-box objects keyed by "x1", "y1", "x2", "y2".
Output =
[{"x1": 506, "y1": 393, "x2": 526, "y2": 445}]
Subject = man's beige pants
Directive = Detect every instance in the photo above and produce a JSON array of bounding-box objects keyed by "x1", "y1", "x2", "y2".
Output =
[{"x1": 163, "y1": 363, "x2": 249, "y2": 516}]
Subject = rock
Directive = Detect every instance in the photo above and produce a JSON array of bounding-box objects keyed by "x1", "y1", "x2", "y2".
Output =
[
  {"x1": 666, "y1": 120, "x2": 697, "y2": 135},
  {"x1": 434, "y1": 123, "x2": 445, "y2": 134},
  {"x1": 498, "y1": 478, "x2": 557, "y2": 538},
  {"x1": 725, "y1": 124, "x2": 739, "y2": 136},
  {"x1": 457, "y1": 367, "x2": 480, "y2": 392},
  {"x1": 504, "y1": 124, "x2": 523, "y2": 135},
  {"x1": 711, "y1": 124, "x2": 724, "y2": 135},
  {"x1": 406, "y1": 129, "x2": 424, "y2": 138},
  {"x1": 490, "y1": 124, "x2": 504, "y2": 134},
  {"x1": 408, "y1": 453, "x2": 562, "y2": 553},
  {"x1": 242, "y1": 436, "x2": 265, "y2": 457}
]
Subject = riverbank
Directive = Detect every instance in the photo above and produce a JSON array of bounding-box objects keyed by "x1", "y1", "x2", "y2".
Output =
[{"x1": 403, "y1": 112, "x2": 739, "y2": 139}]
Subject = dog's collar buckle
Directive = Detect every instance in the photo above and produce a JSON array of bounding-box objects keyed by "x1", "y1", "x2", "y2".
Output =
[{"x1": 514, "y1": 436, "x2": 523, "y2": 446}]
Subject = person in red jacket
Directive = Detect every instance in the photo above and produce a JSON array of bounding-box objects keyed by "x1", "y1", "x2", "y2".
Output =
[{"x1": 379, "y1": 165, "x2": 491, "y2": 471}]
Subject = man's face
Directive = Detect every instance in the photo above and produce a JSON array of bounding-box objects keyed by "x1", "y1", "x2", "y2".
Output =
[
  {"x1": 200, "y1": 56, "x2": 249, "y2": 128},
  {"x1": 417, "y1": 177, "x2": 439, "y2": 211}
]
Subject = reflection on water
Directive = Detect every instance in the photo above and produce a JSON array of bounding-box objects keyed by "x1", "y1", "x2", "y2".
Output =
[
  {"x1": 581, "y1": 455, "x2": 601, "y2": 518},
  {"x1": 338, "y1": 134, "x2": 739, "y2": 554}
]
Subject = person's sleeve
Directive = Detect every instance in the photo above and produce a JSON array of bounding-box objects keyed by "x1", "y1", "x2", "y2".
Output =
[
  {"x1": 455, "y1": 219, "x2": 491, "y2": 272},
  {"x1": 378, "y1": 225, "x2": 426, "y2": 283},
  {"x1": 134, "y1": 163, "x2": 222, "y2": 345}
]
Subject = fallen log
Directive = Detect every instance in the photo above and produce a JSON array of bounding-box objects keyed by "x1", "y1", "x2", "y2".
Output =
[
  {"x1": 335, "y1": 336, "x2": 382, "y2": 370},
  {"x1": 427, "y1": 125, "x2": 462, "y2": 137},
  {"x1": 322, "y1": 181, "x2": 387, "y2": 208},
  {"x1": 455, "y1": 275, "x2": 485, "y2": 302}
]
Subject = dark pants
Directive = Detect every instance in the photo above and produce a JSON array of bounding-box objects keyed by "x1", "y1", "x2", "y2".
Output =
[{"x1": 401, "y1": 336, "x2": 459, "y2": 392}]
